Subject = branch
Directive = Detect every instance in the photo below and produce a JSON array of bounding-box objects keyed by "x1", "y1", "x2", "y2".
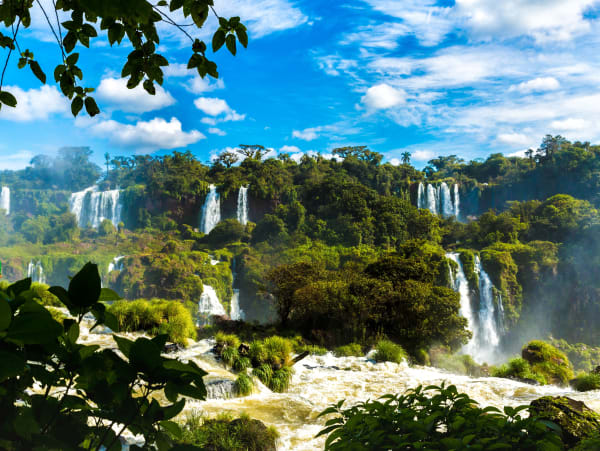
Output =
[
  {"x1": 0, "y1": 18, "x2": 22, "y2": 92},
  {"x1": 151, "y1": 5, "x2": 194, "y2": 42},
  {"x1": 52, "y1": 0, "x2": 67, "y2": 61}
]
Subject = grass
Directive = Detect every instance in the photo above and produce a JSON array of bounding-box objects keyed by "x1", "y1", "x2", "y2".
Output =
[
  {"x1": 234, "y1": 373, "x2": 254, "y2": 396},
  {"x1": 334, "y1": 343, "x2": 363, "y2": 357},
  {"x1": 108, "y1": 298, "x2": 196, "y2": 346},
  {"x1": 295, "y1": 344, "x2": 328, "y2": 356},
  {"x1": 373, "y1": 339, "x2": 406, "y2": 364},
  {"x1": 492, "y1": 357, "x2": 547, "y2": 385},
  {"x1": 522, "y1": 340, "x2": 574, "y2": 385}
]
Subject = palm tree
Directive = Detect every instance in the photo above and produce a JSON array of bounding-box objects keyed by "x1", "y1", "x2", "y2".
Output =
[
  {"x1": 401, "y1": 152, "x2": 411, "y2": 165},
  {"x1": 104, "y1": 152, "x2": 110, "y2": 178}
]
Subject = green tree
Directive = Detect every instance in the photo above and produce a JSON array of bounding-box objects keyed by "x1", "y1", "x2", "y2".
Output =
[
  {"x1": 401, "y1": 151, "x2": 411, "y2": 165},
  {"x1": 214, "y1": 150, "x2": 239, "y2": 168}
]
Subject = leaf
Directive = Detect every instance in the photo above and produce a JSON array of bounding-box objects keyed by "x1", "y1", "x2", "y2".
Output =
[
  {"x1": 0, "y1": 350, "x2": 26, "y2": 382},
  {"x1": 71, "y1": 97, "x2": 83, "y2": 116},
  {"x1": 0, "y1": 91, "x2": 17, "y2": 107},
  {"x1": 113, "y1": 335, "x2": 134, "y2": 358},
  {"x1": 48, "y1": 286, "x2": 74, "y2": 310},
  {"x1": 0, "y1": 297, "x2": 12, "y2": 331},
  {"x1": 7, "y1": 303, "x2": 62, "y2": 344},
  {"x1": 212, "y1": 29, "x2": 226, "y2": 52},
  {"x1": 8, "y1": 278, "x2": 31, "y2": 296},
  {"x1": 160, "y1": 420, "x2": 182, "y2": 439},
  {"x1": 225, "y1": 34, "x2": 236, "y2": 56},
  {"x1": 143, "y1": 79, "x2": 155, "y2": 95},
  {"x1": 29, "y1": 60, "x2": 46, "y2": 83},
  {"x1": 68, "y1": 262, "x2": 101, "y2": 308},
  {"x1": 66, "y1": 52, "x2": 79, "y2": 66},
  {"x1": 99, "y1": 288, "x2": 121, "y2": 302},
  {"x1": 130, "y1": 337, "x2": 162, "y2": 373},
  {"x1": 63, "y1": 31, "x2": 77, "y2": 53},
  {"x1": 84, "y1": 96, "x2": 100, "y2": 116},
  {"x1": 162, "y1": 399, "x2": 185, "y2": 420},
  {"x1": 235, "y1": 28, "x2": 248, "y2": 48}
]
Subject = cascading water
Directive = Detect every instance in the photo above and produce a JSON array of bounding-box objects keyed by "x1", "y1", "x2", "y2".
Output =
[
  {"x1": 446, "y1": 253, "x2": 504, "y2": 363},
  {"x1": 108, "y1": 256, "x2": 125, "y2": 273},
  {"x1": 69, "y1": 186, "x2": 122, "y2": 229},
  {"x1": 230, "y1": 289, "x2": 245, "y2": 321},
  {"x1": 417, "y1": 183, "x2": 461, "y2": 219},
  {"x1": 237, "y1": 185, "x2": 249, "y2": 226},
  {"x1": 200, "y1": 184, "x2": 221, "y2": 234},
  {"x1": 198, "y1": 284, "x2": 226, "y2": 325},
  {"x1": 1, "y1": 186, "x2": 10, "y2": 215},
  {"x1": 27, "y1": 260, "x2": 46, "y2": 284}
]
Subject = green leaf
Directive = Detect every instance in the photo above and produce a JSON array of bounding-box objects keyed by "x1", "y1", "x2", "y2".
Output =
[
  {"x1": 0, "y1": 91, "x2": 17, "y2": 107},
  {"x1": 162, "y1": 399, "x2": 185, "y2": 420},
  {"x1": 63, "y1": 31, "x2": 77, "y2": 53},
  {"x1": 99, "y1": 288, "x2": 121, "y2": 302},
  {"x1": 113, "y1": 335, "x2": 134, "y2": 358},
  {"x1": 8, "y1": 278, "x2": 31, "y2": 296},
  {"x1": 0, "y1": 350, "x2": 26, "y2": 381},
  {"x1": 67, "y1": 322, "x2": 80, "y2": 344},
  {"x1": 66, "y1": 52, "x2": 79, "y2": 66},
  {"x1": 143, "y1": 79, "x2": 156, "y2": 95},
  {"x1": 84, "y1": 96, "x2": 100, "y2": 116},
  {"x1": 160, "y1": 420, "x2": 182, "y2": 439},
  {"x1": 212, "y1": 29, "x2": 226, "y2": 52},
  {"x1": 235, "y1": 28, "x2": 248, "y2": 48},
  {"x1": 68, "y1": 262, "x2": 101, "y2": 308},
  {"x1": 29, "y1": 60, "x2": 46, "y2": 83},
  {"x1": 130, "y1": 337, "x2": 162, "y2": 372},
  {"x1": 225, "y1": 34, "x2": 236, "y2": 56},
  {"x1": 0, "y1": 297, "x2": 12, "y2": 331},
  {"x1": 71, "y1": 96, "x2": 83, "y2": 116},
  {"x1": 7, "y1": 302, "x2": 62, "y2": 344}
]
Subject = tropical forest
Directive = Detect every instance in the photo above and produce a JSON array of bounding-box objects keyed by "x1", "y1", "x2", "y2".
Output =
[{"x1": 1, "y1": 1, "x2": 600, "y2": 450}]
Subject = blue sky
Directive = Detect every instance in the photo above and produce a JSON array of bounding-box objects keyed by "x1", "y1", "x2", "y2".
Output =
[{"x1": 1, "y1": 0, "x2": 600, "y2": 170}]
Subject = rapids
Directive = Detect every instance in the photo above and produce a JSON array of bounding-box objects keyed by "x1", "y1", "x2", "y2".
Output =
[{"x1": 77, "y1": 320, "x2": 600, "y2": 450}]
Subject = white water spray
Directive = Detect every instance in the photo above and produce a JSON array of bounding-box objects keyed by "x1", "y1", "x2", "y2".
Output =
[
  {"x1": 200, "y1": 185, "x2": 221, "y2": 234},
  {"x1": 198, "y1": 284, "x2": 226, "y2": 325},
  {"x1": 27, "y1": 260, "x2": 46, "y2": 284}
]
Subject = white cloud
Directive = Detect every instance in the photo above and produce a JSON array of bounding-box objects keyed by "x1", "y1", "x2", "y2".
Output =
[
  {"x1": 550, "y1": 118, "x2": 589, "y2": 131},
  {"x1": 412, "y1": 150, "x2": 436, "y2": 161},
  {"x1": 0, "y1": 85, "x2": 68, "y2": 121},
  {"x1": 280, "y1": 145, "x2": 301, "y2": 153},
  {"x1": 389, "y1": 158, "x2": 401, "y2": 166},
  {"x1": 79, "y1": 116, "x2": 204, "y2": 150},
  {"x1": 361, "y1": 83, "x2": 406, "y2": 109},
  {"x1": 509, "y1": 77, "x2": 560, "y2": 94},
  {"x1": 497, "y1": 132, "x2": 534, "y2": 147},
  {"x1": 292, "y1": 127, "x2": 323, "y2": 141},
  {"x1": 194, "y1": 97, "x2": 245, "y2": 123},
  {"x1": 208, "y1": 127, "x2": 226, "y2": 136},
  {"x1": 507, "y1": 149, "x2": 529, "y2": 158},
  {"x1": 96, "y1": 78, "x2": 175, "y2": 113},
  {"x1": 0, "y1": 150, "x2": 35, "y2": 170}
]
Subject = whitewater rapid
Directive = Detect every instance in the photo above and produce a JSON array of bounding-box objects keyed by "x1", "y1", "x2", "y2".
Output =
[{"x1": 77, "y1": 321, "x2": 600, "y2": 450}]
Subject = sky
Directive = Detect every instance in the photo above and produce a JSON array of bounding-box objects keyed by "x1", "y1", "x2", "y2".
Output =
[{"x1": 1, "y1": 0, "x2": 600, "y2": 169}]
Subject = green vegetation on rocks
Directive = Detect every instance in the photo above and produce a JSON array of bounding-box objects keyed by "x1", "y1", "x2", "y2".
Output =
[
  {"x1": 521, "y1": 340, "x2": 574, "y2": 386},
  {"x1": 373, "y1": 339, "x2": 406, "y2": 364}
]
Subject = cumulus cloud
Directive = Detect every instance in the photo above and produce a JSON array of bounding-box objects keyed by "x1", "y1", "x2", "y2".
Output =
[
  {"x1": 0, "y1": 150, "x2": 35, "y2": 170},
  {"x1": 292, "y1": 127, "x2": 323, "y2": 141},
  {"x1": 78, "y1": 116, "x2": 204, "y2": 151},
  {"x1": 0, "y1": 85, "x2": 68, "y2": 121},
  {"x1": 509, "y1": 77, "x2": 560, "y2": 94},
  {"x1": 550, "y1": 118, "x2": 589, "y2": 131},
  {"x1": 96, "y1": 78, "x2": 175, "y2": 113},
  {"x1": 497, "y1": 132, "x2": 534, "y2": 147},
  {"x1": 194, "y1": 97, "x2": 245, "y2": 122},
  {"x1": 280, "y1": 145, "x2": 301, "y2": 153},
  {"x1": 361, "y1": 83, "x2": 406, "y2": 109},
  {"x1": 164, "y1": 64, "x2": 225, "y2": 93},
  {"x1": 412, "y1": 150, "x2": 436, "y2": 161}
]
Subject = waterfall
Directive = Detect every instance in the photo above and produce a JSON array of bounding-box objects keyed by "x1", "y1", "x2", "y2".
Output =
[
  {"x1": 27, "y1": 260, "x2": 46, "y2": 284},
  {"x1": 439, "y1": 183, "x2": 454, "y2": 218},
  {"x1": 446, "y1": 253, "x2": 503, "y2": 363},
  {"x1": 417, "y1": 182, "x2": 425, "y2": 209},
  {"x1": 69, "y1": 186, "x2": 122, "y2": 229},
  {"x1": 1, "y1": 186, "x2": 9, "y2": 215},
  {"x1": 453, "y1": 184, "x2": 460, "y2": 220},
  {"x1": 230, "y1": 289, "x2": 245, "y2": 321},
  {"x1": 200, "y1": 184, "x2": 221, "y2": 234},
  {"x1": 417, "y1": 183, "x2": 461, "y2": 220},
  {"x1": 198, "y1": 284, "x2": 226, "y2": 325},
  {"x1": 237, "y1": 185, "x2": 249, "y2": 226},
  {"x1": 108, "y1": 256, "x2": 125, "y2": 273}
]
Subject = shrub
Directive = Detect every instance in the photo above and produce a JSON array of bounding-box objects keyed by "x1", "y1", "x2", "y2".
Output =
[
  {"x1": 108, "y1": 298, "x2": 196, "y2": 345},
  {"x1": 233, "y1": 356, "x2": 252, "y2": 372},
  {"x1": 263, "y1": 336, "x2": 293, "y2": 367},
  {"x1": 249, "y1": 341, "x2": 268, "y2": 366},
  {"x1": 572, "y1": 373, "x2": 600, "y2": 392},
  {"x1": 492, "y1": 357, "x2": 547, "y2": 385},
  {"x1": 522, "y1": 340, "x2": 574, "y2": 385},
  {"x1": 234, "y1": 373, "x2": 254, "y2": 396},
  {"x1": 253, "y1": 364, "x2": 274, "y2": 386},
  {"x1": 431, "y1": 352, "x2": 484, "y2": 376},
  {"x1": 270, "y1": 367, "x2": 293, "y2": 393},
  {"x1": 334, "y1": 343, "x2": 363, "y2": 357},
  {"x1": 178, "y1": 411, "x2": 279, "y2": 451},
  {"x1": 30, "y1": 282, "x2": 62, "y2": 306},
  {"x1": 373, "y1": 339, "x2": 406, "y2": 364},
  {"x1": 221, "y1": 346, "x2": 239, "y2": 367},
  {"x1": 317, "y1": 384, "x2": 563, "y2": 450},
  {"x1": 215, "y1": 331, "x2": 241, "y2": 349}
]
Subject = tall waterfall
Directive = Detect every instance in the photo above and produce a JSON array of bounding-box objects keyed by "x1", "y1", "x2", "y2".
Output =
[
  {"x1": 200, "y1": 184, "x2": 221, "y2": 234},
  {"x1": 1, "y1": 186, "x2": 9, "y2": 215},
  {"x1": 27, "y1": 260, "x2": 46, "y2": 284},
  {"x1": 69, "y1": 186, "x2": 122, "y2": 229},
  {"x1": 417, "y1": 182, "x2": 460, "y2": 219},
  {"x1": 198, "y1": 284, "x2": 226, "y2": 325},
  {"x1": 108, "y1": 256, "x2": 125, "y2": 273},
  {"x1": 237, "y1": 186, "x2": 249, "y2": 226},
  {"x1": 446, "y1": 252, "x2": 504, "y2": 363},
  {"x1": 229, "y1": 258, "x2": 245, "y2": 321}
]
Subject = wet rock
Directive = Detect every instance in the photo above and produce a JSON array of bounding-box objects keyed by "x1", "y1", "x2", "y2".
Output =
[
  {"x1": 292, "y1": 350, "x2": 310, "y2": 365},
  {"x1": 507, "y1": 376, "x2": 541, "y2": 386},
  {"x1": 163, "y1": 343, "x2": 182, "y2": 354},
  {"x1": 530, "y1": 396, "x2": 600, "y2": 447}
]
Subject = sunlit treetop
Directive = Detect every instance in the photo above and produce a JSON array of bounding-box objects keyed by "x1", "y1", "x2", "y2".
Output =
[{"x1": 0, "y1": 0, "x2": 247, "y2": 116}]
